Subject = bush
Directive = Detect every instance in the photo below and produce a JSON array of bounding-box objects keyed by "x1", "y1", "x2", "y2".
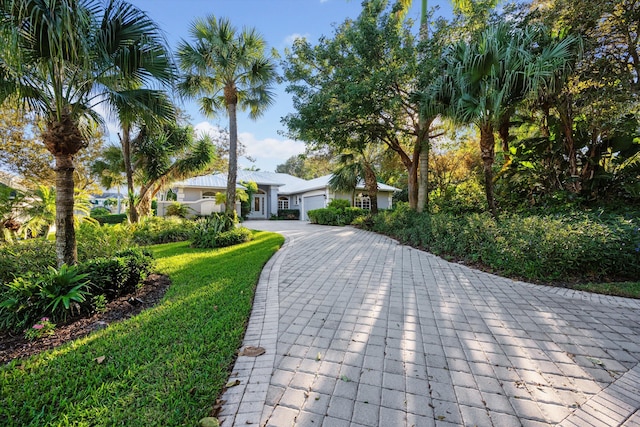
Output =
[
  {"x1": 165, "y1": 202, "x2": 191, "y2": 218},
  {"x1": 366, "y1": 207, "x2": 640, "y2": 282},
  {"x1": 130, "y1": 216, "x2": 195, "y2": 245},
  {"x1": 328, "y1": 199, "x2": 351, "y2": 209},
  {"x1": 0, "y1": 240, "x2": 56, "y2": 285},
  {"x1": 276, "y1": 209, "x2": 300, "y2": 220},
  {"x1": 308, "y1": 206, "x2": 367, "y2": 226},
  {"x1": 90, "y1": 207, "x2": 111, "y2": 216},
  {"x1": 76, "y1": 221, "x2": 133, "y2": 261},
  {"x1": 92, "y1": 213, "x2": 128, "y2": 225},
  {"x1": 190, "y1": 213, "x2": 250, "y2": 248}
]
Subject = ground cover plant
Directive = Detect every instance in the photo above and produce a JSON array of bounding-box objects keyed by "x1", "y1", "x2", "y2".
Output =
[
  {"x1": 0, "y1": 231, "x2": 283, "y2": 426},
  {"x1": 362, "y1": 203, "x2": 640, "y2": 286},
  {"x1": 308, "y1": 200, "x2": 366, "y2": 226}
]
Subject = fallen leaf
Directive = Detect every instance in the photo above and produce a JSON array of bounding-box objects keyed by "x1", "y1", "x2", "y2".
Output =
[
  {"x1": 225, "y1": 379, "x2": 241, "y2": 388},
  {"x1": 199, "y1": 417, "x2": 220, "y2": 427},
  {"x1": 238, "y1": 346, "x2": 266, "y2": 357},
  {"x1": 587, "y1": 357, "x2": 603, "y2": 366},
  {"x1": 94, "y1": 356, "x2": 106, "y2": 364},
  {"x1": 340, "y1": 375, "x2": 351, "y2": 382},
  {"x1": 316, "y1": 353, "x2": 322, "y2": 361}
]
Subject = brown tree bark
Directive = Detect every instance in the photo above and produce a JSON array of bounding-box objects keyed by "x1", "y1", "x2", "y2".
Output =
[
  {"x1": 479, "y1": 123, "x2": 498, "y2": 219},
  {"x1": 225, "y1": 85, "x2": 238, "y2": 217}
]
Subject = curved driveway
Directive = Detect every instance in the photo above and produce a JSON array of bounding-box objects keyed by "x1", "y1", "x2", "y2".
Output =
[{"x1": 218, "y1": 221, "x2": 640, "y2": 427}]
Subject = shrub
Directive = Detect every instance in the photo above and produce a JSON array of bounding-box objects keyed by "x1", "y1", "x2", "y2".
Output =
[
  {"x1": 276, "y1": 209, "x2": 300, "y2": 220},
  {"x1": 92, "y1": 213, "x2": 128, "y2": 225},
  {"x1": 76, "y1": 221, "x2": 133, "y2": 260},
  {"x1": 0, "y1": 240, "x2": 56, "y2": 285},
  {"x1": 130, "y1": 216, "x2": 195, "y2": 245},
  {"x1": 37, "y1": 265, "x2": 91, "y2": 322},
  {"x1": 328, "y1": 199, "x2": 351, "y2": 209},
  {"x1": 190, "y1": 213, "x2": 250, "y2": 248},
  {"x1": 365, "y1": 207, "x2": 640, "y2": 282},
  {"x1": 90, "y1": 207, "x2": 111, "y2": 216},
  {"x1": 308, "y1": 206, "x2": 366, "y2": 226},
  {"x1": 214, "y1": 227, "x2": 253, "y2": 248},
  {"x1": 165, "y1": 202, "x2": 192, "y2": 218}
]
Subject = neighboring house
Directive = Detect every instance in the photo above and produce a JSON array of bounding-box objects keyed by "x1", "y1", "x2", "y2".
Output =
[{"x1": 157, "y1": 170, "x2": 399, "y2": 220}]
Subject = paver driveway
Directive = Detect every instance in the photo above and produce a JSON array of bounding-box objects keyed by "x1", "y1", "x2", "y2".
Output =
[{"x1": 218, "y1": 221, "x2": 640, "y2": 427}]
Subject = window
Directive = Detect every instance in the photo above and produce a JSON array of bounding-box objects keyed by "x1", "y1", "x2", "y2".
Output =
[
  {"x1": 202, "y1": 191, "x2": 216, "y2": 199},
  {"x1": 278, "y1": 196, "x2": 289, "y2": 210},
  {"x1": 354, "y1": 194, "x2": 371, "y2": 210}
]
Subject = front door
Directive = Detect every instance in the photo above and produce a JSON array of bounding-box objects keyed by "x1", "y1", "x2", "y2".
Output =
[{"x1": 249, "y1": 194, "x2": 266, "y2": 218}]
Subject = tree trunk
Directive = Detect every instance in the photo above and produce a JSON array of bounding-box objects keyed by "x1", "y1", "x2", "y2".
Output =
[
  {"x1": 416, "y1": 118, "x2": 432, "y2": 213},
  {"x1": 121, "y1": 124, "x2": 138, "y2": 223},
  {"x1": 54, "y1": 153, "x2": 77, "y2": 266},
  {"x1": 498, "y1": 114, "x2": 511, "y2": 164},
  {"x1": 479, "y1": 123, "x2": 498, "y2": 219},
  {"x1": 363, "y1": 161, "x2": 379, "y2": 214},
  {"x1": 226, "y1": 86, "x2": 239, "y2": 217}
]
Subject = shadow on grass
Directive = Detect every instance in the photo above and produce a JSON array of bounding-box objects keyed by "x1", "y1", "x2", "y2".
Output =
[{"x1": 0, "y1": 231, "x2": 284, "y2": 427}]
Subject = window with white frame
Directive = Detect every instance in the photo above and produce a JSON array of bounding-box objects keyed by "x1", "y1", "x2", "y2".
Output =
[
  {"x1": 354, "y1": 194, "x2": 371, "y2": 210},
  {"x1": 278, "y1": 196, "x2": 289, "y2": 210},
  {"x1": 202, "y1": 191, "x2": 216, "y2": 199}
]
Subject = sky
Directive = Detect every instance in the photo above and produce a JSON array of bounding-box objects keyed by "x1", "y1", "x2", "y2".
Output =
[{"x1": 119, "y1": 0, "x2": 455, "y2": 172}]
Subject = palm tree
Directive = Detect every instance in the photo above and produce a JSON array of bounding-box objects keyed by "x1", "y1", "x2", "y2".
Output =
[
  {"x1": 435, "y1": 21, "x2": 579, "y2": 218},
  {"x1": 0, "y1": 0, "x2": 175, "y2": 265},
  {"x1": 178, "y1": 16, "x2": 277, "y2": 216},
  {"x1": 329, "y1": 148, "x2": 381, "y2": 214}
]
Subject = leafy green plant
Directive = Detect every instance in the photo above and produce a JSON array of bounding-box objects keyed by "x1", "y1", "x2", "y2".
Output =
[
  {"x1": 190, "y1": 213, "x2": 240, "y2": 248},
  {"x1": 90, "y1": 207, "x2": 111, "y2": 216},
  {"x1": 308, "y1": 206, "x2": 366, "y2": 226},
  {"x1": 37, "y1": 265, "x2": 91, "y2": 321},
  {"x1": 214, "y1": 227, "x2": 253, "y2": 248},
  {"x1": 91, "y1": 294, "x2": 108, "y2": 313},
  {"x1": 130, "y1": 216, "x2": 195, "y2": 245},
  {"x1": 24, "y1": 317, "x2": 56, "y2": 340},
  {"x1": 165, "y1": 202, "x2": 192, "y2": 218},
  {"x1": 0, "y1": 275, "x2": 44, "y2": 332},
  {"x1": 92, "y1": 213, "x2": 128, "y2": 225},
  {"x1": 328, "y1": 199, "x2": 350, "y2": 209}
]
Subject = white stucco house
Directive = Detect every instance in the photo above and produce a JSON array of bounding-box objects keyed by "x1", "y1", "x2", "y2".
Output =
[{"x1": 157, "y1": 170, "x2": 399, "y2": 220}]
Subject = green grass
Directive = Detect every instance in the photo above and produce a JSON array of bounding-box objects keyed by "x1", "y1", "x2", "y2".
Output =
[
  {"x1": 571, "y1": 281, "x2": 640, "y2": 299},
  {"x1": 0, "y1": 231, "x2": 284, "y2": 427}
]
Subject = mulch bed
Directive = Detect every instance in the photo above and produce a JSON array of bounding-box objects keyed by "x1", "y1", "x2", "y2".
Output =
[{"x1": 0, "y1": 274, "x2": 171, "y2": 365}]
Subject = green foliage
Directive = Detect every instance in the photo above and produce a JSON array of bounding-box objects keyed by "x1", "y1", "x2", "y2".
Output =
[
  {"x1": 0, "y1": 233, "x2": 283, "y2": 426},
  {"x1": 76, "y1": 222, "x2": 133, "y2": 261},
  {"x1": 92, "y1": 213, "x2": 128, "y2": 225},
  {"x1": 130, "y1": 216, "x2": 195, "y2": 245},
  {"x1": 367, "y1": 207, "x2": 640, "y2": 282},
  {"x1": 307, "y1": 206, "x2": 366, "y2": 226},
  {"x1": 328, "y1": 199, "x2": 351, "y2": 209},
  {"x1": 37, "y1": 265, "x2": 91, "y2": 320},
  {"x1": 276, "y1": 209, "x2": 300, "y2": 220},
  {"x1": 190, "y1": 213, "x2": 249, "y2": 248},
  {"x1": 23, "y1": 317, "x2": 55, "y2": 341},
  {"x1": 0, "y1": 240, "x2": 56, "y2": 285},
  {"x1": 90, "y1": 207, "x2": 111, "y2": 217},
  {"x1": 165, "y1": 202, "x2": 192, "y2": 218}
]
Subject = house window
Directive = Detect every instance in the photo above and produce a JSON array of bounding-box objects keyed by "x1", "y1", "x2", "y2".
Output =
[
  {"x1": 278, "y1": 196, "x2": 289, "y2": 210},
  {"x1": 354, "y1": 194, "x2": 371, "y2": 210},
  {"x1": 202, "y1": 191, "x2": 216, "y2": 199}
]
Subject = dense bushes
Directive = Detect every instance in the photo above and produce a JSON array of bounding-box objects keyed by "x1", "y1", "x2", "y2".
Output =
[
  {"x1": 276, "y1": 209, "x2": 300, "y2": 220},
  {"x1": 308, "y1": 199, "x2": 367, "y2": 225},
  {"x1": 130, "y1": 216, "x2": 196, "y2": 245},
  {"x1": 363, "y1": 203, "x2": 640, "y2": 282},
  {"x1": 0, "y1": 249, "x2": 154, "y2": 333},
  {"x1": 92, "y1": 213, "x2": 128, "y2": 225},
  {"x1": 191, "y1": 213, "x2": 253, "y2": 248}
]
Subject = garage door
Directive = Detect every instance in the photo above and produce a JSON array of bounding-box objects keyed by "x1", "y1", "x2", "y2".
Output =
[{"x1": 303, "y1": 195, "x2": 325, "y2": 220}]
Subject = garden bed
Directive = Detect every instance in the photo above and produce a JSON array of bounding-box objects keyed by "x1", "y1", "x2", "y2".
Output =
[{"x1": 0, "y1": 274, "x2": 170, "y2": 364}]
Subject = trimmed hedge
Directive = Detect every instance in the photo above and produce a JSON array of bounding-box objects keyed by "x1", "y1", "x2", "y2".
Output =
[
  {"x1": 276, "y1": 209, "x2": 300, "y2": 220},
  {"x1": 307, "y1": 207, "x2": 367, "y2": 226},
  {"x1": 92, "y1": 213, "x2": 128, "y2": 225}
]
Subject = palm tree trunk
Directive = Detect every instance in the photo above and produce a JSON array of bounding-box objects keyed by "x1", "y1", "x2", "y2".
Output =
[
  {"x1": 226, "y1": 97, "x2": 238, "y2": 217},
  {"x1": 417, "y1": 118, "x2": 432, "y2": 213},
  {"x1": 54, "y1": 153, "x2": 77, "y2": 266},
  {"x1": 121, "y1": 124, "x2": 138, "y2": 223},
  {"x1": 479, "y1": 123, "x2": 498, "y2": 219}
]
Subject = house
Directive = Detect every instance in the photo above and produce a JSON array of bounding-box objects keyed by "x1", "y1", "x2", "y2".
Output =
[{"x1": 157, "y1": 170, "x2": 399, "y2": 220}]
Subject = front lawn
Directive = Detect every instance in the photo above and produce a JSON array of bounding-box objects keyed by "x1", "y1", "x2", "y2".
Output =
[{"x1": 0, "y1": 231, "x2": 283, "y2": 427}]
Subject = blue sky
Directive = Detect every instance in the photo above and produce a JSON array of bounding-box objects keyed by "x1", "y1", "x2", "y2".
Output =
[{"x1": 123, "y1": 0, "x2": 454, "y2": 172}]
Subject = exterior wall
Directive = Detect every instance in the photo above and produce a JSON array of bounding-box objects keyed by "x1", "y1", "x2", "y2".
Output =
[{"x1": 378, "y1": 192, "x2": 392, "y2": 210}]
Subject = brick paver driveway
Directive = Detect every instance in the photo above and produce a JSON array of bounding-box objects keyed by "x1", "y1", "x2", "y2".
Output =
[{"x1": 218, "y1": 221, "x2": 640, "y2": 427}]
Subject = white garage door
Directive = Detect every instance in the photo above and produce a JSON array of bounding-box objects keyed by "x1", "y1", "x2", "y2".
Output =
[{"x1": 303, "y1": 195, "x2": 325, "y2": 220}]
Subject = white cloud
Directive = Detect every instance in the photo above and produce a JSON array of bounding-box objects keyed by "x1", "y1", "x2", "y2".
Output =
[
  {"x1": 284, "y1": 32, "x2": 310, "y2": 45},
  {"x1": 193, "y1": 122, "x2": 305, "y2": 171}
]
